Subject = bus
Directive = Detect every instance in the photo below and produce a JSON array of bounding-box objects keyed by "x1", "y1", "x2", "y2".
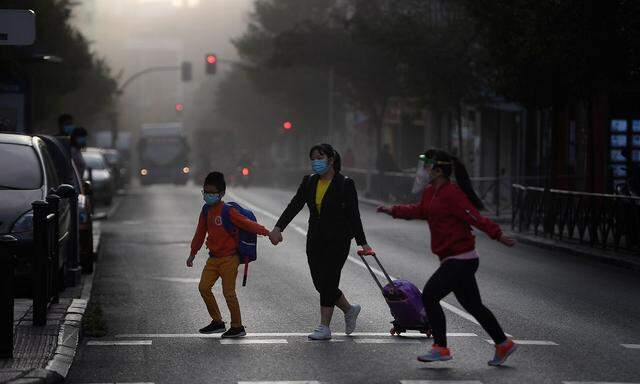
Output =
[{"x1": 137, "y1": 122, "x2": 190, "y2": 185}]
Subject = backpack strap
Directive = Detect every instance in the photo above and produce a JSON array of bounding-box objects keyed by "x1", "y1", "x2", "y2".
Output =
[
  {"x1": 201, "y1": 204, "x2": 209, "y2": 230},
  {"x1": 219, "y1": 203, "x2": 238, "y2": 236}
]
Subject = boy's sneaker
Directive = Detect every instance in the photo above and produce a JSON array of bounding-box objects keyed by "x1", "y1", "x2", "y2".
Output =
[
  {"x1": 199, "y1": 320, "x2": 226, "y2": 334},
  {"x1": 308, "y1": 324, "x2": 331, "y2": 340},
  {"x1": 221, "y1": 326, "x2": 246, "y2": 338},
  {"x1": 488, "y1": 339, "x2": 518, "y2": 366},
  {"x1": 417, "y1": 344, "x2": 453, "y2": 362},
  {"x1": 344, "y1": 304, "x2": 361, "y2": 335}
]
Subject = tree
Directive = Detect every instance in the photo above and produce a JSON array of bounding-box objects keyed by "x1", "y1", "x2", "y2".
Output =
[{"x1": 0, "y1": 0, "x2": 118, "y2": 131}]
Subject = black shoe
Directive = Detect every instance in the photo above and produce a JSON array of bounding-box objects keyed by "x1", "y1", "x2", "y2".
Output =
[
  {"x1": 199, "y1": 320, "x2": 226, "y2": 334},
  {"x1": 221, "y1": 326, "x2": 246, "y2": 338}
]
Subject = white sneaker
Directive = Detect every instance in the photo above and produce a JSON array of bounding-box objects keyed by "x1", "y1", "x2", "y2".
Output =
[
  {"x1": 308, "y1": 324, "x2": 331, "y2": 340},
  {"x1": 344, "y1": 304, "x2": 361, "y2": 335}
]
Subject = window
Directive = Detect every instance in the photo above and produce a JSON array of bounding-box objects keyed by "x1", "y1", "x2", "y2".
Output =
[
  {"x1": 611, "y1": 135, "x2": 627, "y2": 147},
  {"x1": 0, "y1": 143, "x2": 42, "y2": 189},
  {"x1": 611, "y1": 119, "x2": 628, "y2": 132}
]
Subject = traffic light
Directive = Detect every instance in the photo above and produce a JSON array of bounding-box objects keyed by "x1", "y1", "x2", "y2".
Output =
[
  {"x1": 283, "y1": 121, "x2": 293, "y2": 131},
  {"x1": 205, "y1": 54, "x2": 217, "y2": 75},
  {"x1": 175, "y1": 103, "x2": 184, "y2": 112},
  {"x1": 181, "y1": 61, "x2": 192, "y2": 82}
]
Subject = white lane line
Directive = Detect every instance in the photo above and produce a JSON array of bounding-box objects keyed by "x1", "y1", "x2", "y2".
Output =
[
  {"x1": 152, "y1": 277, "x2": 200, "y2": 283},
  {"x1": 220, "y1": 339, "x2": 288, "y2": 345},
  {"x1": 621, "y1": 344, "x2": 640, "y2": 349},
  {"x1": 484, "y1": 339, "x2": 558, "y2": 346},
  {"x1": 86, "y1": 340, "x2": 152, "y2": 346},
  {"x1": 227, "y1": 192, "x2": 482, "y2": 327},
  {"x1": 401, "y1": 381, "x2": 483, "y2": 384},
  {"x1": 354, "y1": 338, "x2": 424, "y2": 344},
  {"x1": 563, "y1": 382, "x2": 640, "y2": 384},
  {"x1": 238, "y1": 382, "x2": 321, "y2": 384},
  {"x1": 115, "y1": 332, "x2": 476, "y2": 338}
]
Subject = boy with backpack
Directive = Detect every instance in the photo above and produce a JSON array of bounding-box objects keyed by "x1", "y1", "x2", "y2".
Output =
[{"x1": 187, "y1": 172, "x2": 277, "y2": 337}]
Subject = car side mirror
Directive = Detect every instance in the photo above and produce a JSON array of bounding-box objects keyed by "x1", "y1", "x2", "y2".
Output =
[
  {"x1": 55, "y1": 184, "x2": 76, "y2": 198},
  {"x1": 82, "y1": 180, "x2": 93, "y2": 196}
]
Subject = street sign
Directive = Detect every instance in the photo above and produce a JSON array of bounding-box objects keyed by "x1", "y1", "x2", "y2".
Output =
[{"x1": 0, "y1": 10, "x2": 36, "y2": 46}]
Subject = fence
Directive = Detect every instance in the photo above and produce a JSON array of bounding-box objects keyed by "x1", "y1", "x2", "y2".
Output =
[{"x1": 512, "y1": 184, "x2": 640, "y2": 252}]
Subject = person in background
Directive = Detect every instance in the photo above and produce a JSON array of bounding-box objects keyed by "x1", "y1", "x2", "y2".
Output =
[
  {"x1": 58, "y1": 114, "x2": 75, "y2": 136},
  {"x1": 71, "y1": 126, "x2": 88, "y2": 177}
]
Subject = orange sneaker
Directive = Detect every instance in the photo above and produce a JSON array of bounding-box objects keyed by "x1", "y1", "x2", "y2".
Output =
[
  {"x1": 417, "y1": 344, "x2": 452, "y2": 362},
  {"x1": 488, "y1": 338, "x2": 518, "y2": 366}
]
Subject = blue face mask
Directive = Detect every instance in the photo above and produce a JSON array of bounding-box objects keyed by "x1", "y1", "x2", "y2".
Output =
[
  {"x1": 76, "y1": 137, "x2": 87, "y2": 147},
  {"x1": 203, "y1": 193, "x2": 221, "y2": 206},
  {"x1": 312, "y1": 159, "x2": 329, "y2": 175},
  {"x1": 63, "y1": 124, "x2": 75, "y2": 135}
]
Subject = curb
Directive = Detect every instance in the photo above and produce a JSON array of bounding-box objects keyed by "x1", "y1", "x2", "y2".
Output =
[{"x1": 509, "y1": 232, "x2": 640, "y2": 272}]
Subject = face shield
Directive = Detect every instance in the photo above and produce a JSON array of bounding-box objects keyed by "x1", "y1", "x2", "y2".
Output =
[{"x1": 411, "y1": 157, "x2": 430, "y2": 194}]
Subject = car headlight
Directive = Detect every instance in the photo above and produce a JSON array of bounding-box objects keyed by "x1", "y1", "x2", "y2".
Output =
[{"x1": 11, "y1": 210, "x2": 34, "y2": 237}]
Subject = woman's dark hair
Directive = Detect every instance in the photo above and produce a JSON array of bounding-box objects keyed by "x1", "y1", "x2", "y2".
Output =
[
  {"x1": 309, "y1": 143, "x2": 341, "y2": 173},
  {"x1": 204, "y1": 171, "x2": 226, "y2": 192},
  {"x1": 424, "y1": 148, "x2": 484, "y2": 210}
]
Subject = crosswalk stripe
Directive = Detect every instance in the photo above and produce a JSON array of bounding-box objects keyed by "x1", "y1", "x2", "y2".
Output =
[
  {"x1": 238, "y1": 382, "x2": 321, "y2": 384},
  {"x1": 354, "y1": 338, "x2": 424, "y2": 344},
  {"x1": 86, "y1": 340, "x2": 152, "y2": 346},
  {"x1": 220, "y1": 339, "x2": 288, "y2": 345},
  {"x1": 621, "y1": 344, "x2": 640, "y2": 349},
  {"x1": 400, "y1": 381, "x2": 483, "y2": 384},
  {"x1": 115, "y1": 332, "x2": 476, "y2": 338},
  {"x1": 484, "y1": 339, "x2": 558, "y2": 346}
]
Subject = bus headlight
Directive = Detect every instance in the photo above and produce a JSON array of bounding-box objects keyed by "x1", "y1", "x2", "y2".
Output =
[
  {"x1": 182, "y1": 166, "x2": 190, "y2": 174},
  {"x1": 140, "y1": 169, "x2": 148, "y2": 176}
]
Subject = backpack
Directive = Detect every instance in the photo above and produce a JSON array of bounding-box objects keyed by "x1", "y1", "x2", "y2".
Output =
[{"x1": 201, "y1": 202, "x2": 257, "y2": 286}]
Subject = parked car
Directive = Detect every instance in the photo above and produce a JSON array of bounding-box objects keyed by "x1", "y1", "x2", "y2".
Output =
[
  {"x1": 100, "y1": 148, "x2": 128, "y2": 189},
  {"x1": 82, "y1": 148, "x2": 115, "y2": 206},
  {"x1": 0, "y1": 133, "x2": 75, "y2": 296},
  {"x1": 37, "y1": 135, "x2": 95, "y2": 276}
]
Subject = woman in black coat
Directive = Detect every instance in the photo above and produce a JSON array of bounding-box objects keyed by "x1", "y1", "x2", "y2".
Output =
[{"x1": 271, "y1": 143, "x2": 372, "y2": 340}]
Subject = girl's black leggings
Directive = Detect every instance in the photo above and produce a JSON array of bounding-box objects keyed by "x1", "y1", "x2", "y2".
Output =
[{"x1": 422, "y1": 258, "x2": 507, "y2": 347}]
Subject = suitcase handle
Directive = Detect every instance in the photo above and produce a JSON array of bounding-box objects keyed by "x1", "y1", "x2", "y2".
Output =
[{"x1": 357, "y1": 249, "x2": 395, "y2": 292}]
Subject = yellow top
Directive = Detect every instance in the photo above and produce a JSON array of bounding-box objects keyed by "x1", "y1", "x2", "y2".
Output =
[{"x1": 315, "y1": 179, "x2": 332, "y2": 213}]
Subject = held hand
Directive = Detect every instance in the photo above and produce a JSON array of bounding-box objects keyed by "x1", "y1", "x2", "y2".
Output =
[
  {"x1": 357, "y1": 244, "x2": 375, "y2": 257},
  {"x1": 376, "y1": 205, "x2": 392, "y2": 216},
  {"x1": 186, "y1": 255, "x2": 195, "y2": 268},
  {"x1": 498, "y1": 234, "x2": 517, "y2": 247},
  {"x1": 268, "y1": 228, "x2": 283, "y2": 245}
]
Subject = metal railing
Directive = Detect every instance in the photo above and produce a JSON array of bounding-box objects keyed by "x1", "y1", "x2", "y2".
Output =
[
  {"x1": 32, "y1": 196, "x2": 62, "y2": 326},
  {"x1": 512, "y1": 184, "x2": 640, "y2": 252}
]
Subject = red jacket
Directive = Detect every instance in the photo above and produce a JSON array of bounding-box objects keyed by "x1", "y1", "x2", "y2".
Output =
[{"x1": 391, "y1": 181, "x2": 502, "y2": 261}]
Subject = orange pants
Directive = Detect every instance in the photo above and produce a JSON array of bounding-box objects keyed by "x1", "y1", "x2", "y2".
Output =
[{"x1": 198, "y1": 255, "x2": 241, "y2": 327}]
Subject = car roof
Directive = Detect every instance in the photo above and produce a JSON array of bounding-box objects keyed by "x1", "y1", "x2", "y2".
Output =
[{"x1": 0, "y1": 133, "x2": 34, "y2": 146}]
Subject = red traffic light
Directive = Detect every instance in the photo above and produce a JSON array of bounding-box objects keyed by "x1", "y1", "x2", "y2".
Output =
[
  {"x1": 283, "y1": 121, "x2": 293, "y2": 130},
  {"x1": 242, "y1": 167, "x2": 250, "y2": 176},
  {"x1": 206, "y1": 54, "x2": 217, "y2": 64},
  {"x1": 175, "y1": 103, "x2": 184, "y2": 112}
]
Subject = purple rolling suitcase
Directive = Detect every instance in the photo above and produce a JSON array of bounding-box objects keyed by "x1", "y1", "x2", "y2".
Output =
[{"x1": 358, "y1": 250, "x2": 432, "y2": 337}]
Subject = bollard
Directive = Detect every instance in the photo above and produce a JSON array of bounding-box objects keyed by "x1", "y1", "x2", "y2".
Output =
[
  {"x1": 0, "y1": 235, "x2": 17, "y2": 358},
  {"x1": 66, "y1": 188, "x2": 81, "y2": 286},
  {"x1": 32, "y1": 200, "x2": 48, "y2": 326},
  {"x1": 46, "y1": 194, "x2": 60, "y2": 305}
]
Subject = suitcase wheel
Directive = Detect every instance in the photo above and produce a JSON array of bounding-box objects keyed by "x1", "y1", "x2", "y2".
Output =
[{"x1": 390, "y1": 326, "x2": 406, "y2": 336}]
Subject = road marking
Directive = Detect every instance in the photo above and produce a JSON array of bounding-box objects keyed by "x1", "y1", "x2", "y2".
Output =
[
  {"x1": 86, "y1": 340, "x2": 152, "y2": 346},
  {"x1": 563, "y1": 382, "x2": 640, "y2": 384},
  {"x1": 401, "y1": 381, "x2": 483, "y2": 384},
  {"x1": 220, "y1": 339, "x2": 288, "y2": 345},
  {"x1": 115, "y1": 332, "x2": 476, "y2": 338},
  {"x1": 227, "y1": 192, "x2": 483, "y2": 328},
  {"x1": 621, "y1": 344, "x2": 640, "y2": 349},
  {"x1": 484, "y1": 339, "x2": 558, "y2": 346},
  {"x1": 354, "y1": 338, "x2": 424, "y2": 344},
  {"x1": 152, "y1": 277, "x2": 200, "y2": 283},
  {"x1": 78, "y1": 383, "x2": 155, "y2": 384},
  {"x1": 238, "y1": 382, "x2": 321, "y2": 384}
]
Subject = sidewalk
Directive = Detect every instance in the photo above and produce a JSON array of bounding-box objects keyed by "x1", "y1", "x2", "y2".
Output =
[
  {"x1": 0, "y1": 224, "x2": 101, "y2": 384},
  {"x1": 358, "y1": 196, "x2": 640, "y2": 272}
]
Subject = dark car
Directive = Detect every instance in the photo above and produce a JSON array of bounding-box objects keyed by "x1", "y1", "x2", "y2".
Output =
[
  {"x1": 0, "y1": 133, "x2": 74, "y2": 296},
  {"x1": 82, "y1": 149, "x2": 115, "y2": 205},
  {"x1": 37, "y1": 135, "x2": 95, "y2": 277}
]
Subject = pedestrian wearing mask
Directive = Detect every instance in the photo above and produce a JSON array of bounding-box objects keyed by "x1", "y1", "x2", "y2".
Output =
[
  {"x1": 378, "y1": 149, "x2": 518, "y2": 366},
  {"x1": 270, "y1": 143, "x2": 372, "y2": 340}
]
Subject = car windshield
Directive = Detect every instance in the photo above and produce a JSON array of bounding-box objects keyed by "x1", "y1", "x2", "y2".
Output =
[
  {"x1": 0, "y1": 143, "x2": 43, "y2": 189},
  {"x1": 83, "y1": 152, "x2": 107, "y2": 170}
]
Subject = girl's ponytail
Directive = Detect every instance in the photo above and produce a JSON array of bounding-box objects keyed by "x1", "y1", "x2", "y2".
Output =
[{"x1": 451, "y1": 156, "x2": 485, "y2": 210}]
